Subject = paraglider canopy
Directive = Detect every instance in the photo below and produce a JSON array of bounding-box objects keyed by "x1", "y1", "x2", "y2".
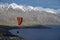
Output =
[{"x1": 17, "y1": 17, "x2": 23, "y2": 26}]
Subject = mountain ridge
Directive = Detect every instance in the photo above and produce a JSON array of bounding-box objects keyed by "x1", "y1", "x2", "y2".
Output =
[
  {"x1": 0, "y1": 3, "x2": 59, "y2": 13},
  {"x1": 0, "y1": 3, "x2": 60, "y2": 26}
]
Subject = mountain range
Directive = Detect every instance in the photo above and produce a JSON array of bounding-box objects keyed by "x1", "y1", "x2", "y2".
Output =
[{"x1": 0, "y1": 3, "x2": 60, "y2": 26}]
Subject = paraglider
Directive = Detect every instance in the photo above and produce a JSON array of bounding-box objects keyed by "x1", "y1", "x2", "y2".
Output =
[{"x1": 17, "y1": 17, "x2": 23, "y2": 26}]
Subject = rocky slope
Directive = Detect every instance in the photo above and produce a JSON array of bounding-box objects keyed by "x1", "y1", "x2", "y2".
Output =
[{"x1": 0, "y1": 3, "x2": 60, "y2": 26}]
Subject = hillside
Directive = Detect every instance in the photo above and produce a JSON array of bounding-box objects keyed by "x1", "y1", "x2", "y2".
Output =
[{"x1": 0, "y1": 3, "x2": 60, "y2": 26}]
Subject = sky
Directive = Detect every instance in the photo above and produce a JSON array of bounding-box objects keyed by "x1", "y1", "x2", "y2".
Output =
[{"x1": 0, "y1": 0, "x2": 60, "y2": 9}]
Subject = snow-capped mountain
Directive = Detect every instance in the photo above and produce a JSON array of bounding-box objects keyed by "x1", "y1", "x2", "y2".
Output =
[
  {"x1": 0, "y1": 3, "x2": 60, "y2": 26},
  {"x1": 0, "y1": 3, "x2": 59, "y2": 13}
]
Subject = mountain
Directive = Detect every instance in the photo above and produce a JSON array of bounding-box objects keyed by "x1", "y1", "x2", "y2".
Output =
[{"x1": 0, "y1": 3, "x2": 60, "y2": 26}]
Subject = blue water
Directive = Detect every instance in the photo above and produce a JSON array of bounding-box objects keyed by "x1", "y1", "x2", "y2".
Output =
[{"x1": 9, "y1": 25, "x2": 60, "y2": 40}]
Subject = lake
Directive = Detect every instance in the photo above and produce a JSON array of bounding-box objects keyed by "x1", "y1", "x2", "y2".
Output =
[{"x1": 9, "y1": 25, "x2": 60, "y2": 40}]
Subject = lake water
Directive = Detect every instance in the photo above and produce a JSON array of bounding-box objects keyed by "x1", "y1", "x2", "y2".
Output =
[{"x1": 9, "y1": 25, "x2": 60, "y2": 40}]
